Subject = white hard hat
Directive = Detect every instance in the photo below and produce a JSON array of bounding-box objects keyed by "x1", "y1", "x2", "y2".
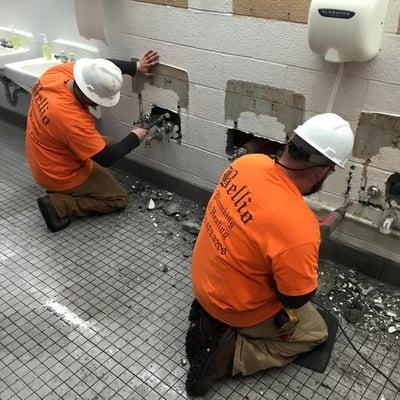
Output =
[
  {"x1": 73, "y1": 58, "x2": 122, "y2": 107},
  {"x1": 293, "y1": 113, "x2": 354, "y2": 168}
]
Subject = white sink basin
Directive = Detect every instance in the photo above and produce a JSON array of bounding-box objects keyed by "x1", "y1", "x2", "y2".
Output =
[
  {"x1": 4, "y1": 58, "x2": 62, "y2": 92},
  {"x1": 0, "y1": 27, "x2": 35, "y2": 68},
  {"x1": 4, "y1": 39, "x2": 101, "y2": 92}
]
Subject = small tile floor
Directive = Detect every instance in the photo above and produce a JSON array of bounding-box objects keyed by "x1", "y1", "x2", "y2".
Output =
[{"x1": 0, "y1": 118, "x2": 399, "y2": 400}]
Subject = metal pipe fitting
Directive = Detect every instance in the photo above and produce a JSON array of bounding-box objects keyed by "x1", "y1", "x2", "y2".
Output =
[
  {"x1": 367, "y1": 186, "x2": 381, "y2": 199},
  {"x1": 379, "y1": 209, "x2": 398, "y2": 235},
  {"x1": 143, "y1": 113, "x2": 173, "y2": 148},
  {"x1": 0, "y1": 76, "x2": 27, "y2": 106}
]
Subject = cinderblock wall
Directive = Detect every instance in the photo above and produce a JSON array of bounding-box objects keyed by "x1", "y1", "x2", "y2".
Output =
[{"x1": 1, "y1": 0, "x2": 400, "y2": 234}]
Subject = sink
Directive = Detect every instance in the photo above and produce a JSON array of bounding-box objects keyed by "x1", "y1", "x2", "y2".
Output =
[
  {"x1": 4, "y1": 58, "x2": 62, "y2": 92},
  {"x1": 0, "y1": 27, "x2": 35, "y2": 69},
  {"x1": 4, "y1": 39, "x2": 101, "y2": 92}
]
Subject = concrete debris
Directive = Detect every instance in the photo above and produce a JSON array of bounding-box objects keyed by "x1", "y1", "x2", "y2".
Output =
[
  {"x1": 349, "y1": 277, "x2": 358, "y2": 285},
  {"x1": 147, "y1": 199, "x2": 156, "y2": 210},
  {"x1": 120, "y1": 173, "x2": 400, "y2": 347},
  {"x1": 181, "y1": 221, "x2": 201, "y2": 235},
  {"x1": 174, "y1": 214, "x2": 183, "y2": 222},
  {"x1": 164, "y1": 202, "x2": 181, "y2": 216},
  {"x1": 343, "y1": 300, "x2": 365, "y2": 324},
  {"x1": 357, "y1": 283, "x2": 374, "y2": 296},
  {"x1": 160, "y1": 192, "x2": 173, "y2": 201},
  {"x1": 386, "y1": 310, "x2": 397, "y2": 318},
  {"x1": 317, "y1": 260, "x2": 400, "y2": 346}
]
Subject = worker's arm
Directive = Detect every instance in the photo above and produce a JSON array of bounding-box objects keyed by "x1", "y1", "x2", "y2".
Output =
[
  {"x1": 107, "y1": 59, "x2": 137, "y2": 76},
  {"x1": 91, "y1": 128, "x2": 147, "y2": 167},
  {"x1": 272, "y1": 241, "x2": 320, "y2": 307},
  {"x1": 108, "y1": 50, "x2": 159, "y2": 78},
  {"x1": 276, "y1": 288, "x2": 317, "y2": 309}
]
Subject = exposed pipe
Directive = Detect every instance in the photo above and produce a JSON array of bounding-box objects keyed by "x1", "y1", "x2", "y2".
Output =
[
  {"x1": 305, "y1": 198, "x2": 400, "y2": 238},
  {"x1": 326, "y1": 62, "x2": 344, "y2": 113},
  {"x1": 0, "y1": 75, "x2": 27, "y2": 107}
]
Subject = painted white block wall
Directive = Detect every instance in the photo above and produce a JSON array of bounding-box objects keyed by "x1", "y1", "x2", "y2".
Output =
[{"x1": 1, "y1": 0, "x2": 400, "y2": 237}]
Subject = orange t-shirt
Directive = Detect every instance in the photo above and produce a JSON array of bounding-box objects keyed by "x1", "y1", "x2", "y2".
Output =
[
  {"x1": 191, "y1": 154, "x2": 320, "y2": 328},
  {"x1": 26, "y1": 63, "x2": 105, "y2": 192}
]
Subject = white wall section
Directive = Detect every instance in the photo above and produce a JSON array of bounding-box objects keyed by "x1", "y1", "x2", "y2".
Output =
[{"x1": 1, "y1": 0, "x2": 400, "y2": 238}]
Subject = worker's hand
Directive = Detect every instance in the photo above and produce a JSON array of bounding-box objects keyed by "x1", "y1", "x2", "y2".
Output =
[
  {"x1": 131, "y1": 127, "x2": 148, "y2": 142},
  {"x1": 137, "y1": 50, "x2": 159, "y2": 78}
]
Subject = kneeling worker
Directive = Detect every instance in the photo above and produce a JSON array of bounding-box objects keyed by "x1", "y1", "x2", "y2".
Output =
[
  {"x1": 26, "y1": 51, "x2": 159, "y2": 232},
  {"x1": 185, "y1": 113, "x2": 354, "y2": 396}
]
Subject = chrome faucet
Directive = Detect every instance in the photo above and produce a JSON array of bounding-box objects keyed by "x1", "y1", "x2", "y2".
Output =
[
  {"x1": 379, "y1": 209, "x2": 398, "y2": 235},
  {"x1": 54, "y1": 51, "x2": 69, "y2": 63},
  {"x1": 0, "y1": 38, "x2": 12, "y2": 48}
]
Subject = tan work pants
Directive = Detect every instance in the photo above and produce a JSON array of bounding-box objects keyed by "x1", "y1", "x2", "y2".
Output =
[
  {"x1": 233, "y1": 302, "x2": 328, "y2": 376},
  {"x1": 48, "y1": 136, "x2": 128, "y2": 218},
  {"x1": 49, "y1": 162, "x2": 128, "y2": 218}
]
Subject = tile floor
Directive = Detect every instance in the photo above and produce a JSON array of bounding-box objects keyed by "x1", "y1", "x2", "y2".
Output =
[{"x1": 0, "y1": 119, "x2": 399, "y2": 400}]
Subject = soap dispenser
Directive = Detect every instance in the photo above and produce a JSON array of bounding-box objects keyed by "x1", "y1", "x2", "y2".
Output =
[
  {"x1": 40, "y1": 33, "x2": 52, "y2": 60},
  {"x1": 9, "y1": 25, "x2": 21, "y2": 49}
]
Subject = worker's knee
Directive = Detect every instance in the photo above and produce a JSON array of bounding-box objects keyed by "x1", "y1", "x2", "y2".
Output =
[
  {"x1": 312, "y1": 315, "x2": 329, "y2": 344},
  {"x1": 317, "y1": 325, "x2": 329, "y2": 344},
  {"x1": 113, "y1": 193, "x2": 128, "y2": 210}
]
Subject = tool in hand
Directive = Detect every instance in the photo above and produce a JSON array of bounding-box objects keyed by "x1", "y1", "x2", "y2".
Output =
[
  {"x1": 318, "y1": 204, "x2": 350, "y2": 241},
  {"x1": 274, "y1": 204, "x2": 351, "y2": 333}
]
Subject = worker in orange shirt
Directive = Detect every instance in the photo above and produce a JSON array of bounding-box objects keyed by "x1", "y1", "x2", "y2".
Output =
[
  {"x1": 185, "y1": 113, "x2": 354, "y2": 397},
  {"x1": 26, "y1": 51, "x2": 159, "y2": 232}
]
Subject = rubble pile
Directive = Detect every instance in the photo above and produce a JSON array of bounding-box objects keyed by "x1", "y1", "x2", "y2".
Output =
[
  {"x1": 317, "y1": 260, "x2": 400, "y2": 346},
  {"x1": 118, "y1": 173, "x2": 400, "y2": 349},
  {"x1": 127, "y1": 178, "x2": 203, "y2": 248}
]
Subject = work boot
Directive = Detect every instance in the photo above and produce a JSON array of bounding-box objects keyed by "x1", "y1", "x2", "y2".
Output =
[
  {"x1": 186, "y1": 299, "x2": 204, "y2": 364},
  {"x1": 185, "y1": 299, "x2": 227, "y2": 365},
  {"x1": 37, "y1": 196, "x2": 71, "y2": 232},
  {"x1": 188, "y1": 298, "x2": 202, "y2": 322},
  {"x1": 186, "y1": 327, "x2": 237, "y2": 397}
]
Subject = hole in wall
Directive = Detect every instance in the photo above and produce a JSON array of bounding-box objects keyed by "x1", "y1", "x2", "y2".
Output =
[
  {"x1": 149, "y1": 105, "x2": 182, "y2": 141},
  {"x1": 225, "y1": 128, "x2": 284, "y2": 161},
  {"x1": 385, "y1": 173, "x2": 400, "y2": 206}
]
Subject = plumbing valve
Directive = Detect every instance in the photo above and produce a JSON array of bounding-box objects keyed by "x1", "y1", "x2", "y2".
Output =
[
  {"x1": 133, "y1": 112, "x2": 175, "y2": 148},
  {"x1": 133, "y1": 106, "x2": 181, "y2": 148},
  {"x1": 228, "y1": 146, "x2": 247, "y2": 161},
  {"x1": 144, "y1": 120, "x2": 174, "y2": 148},
  {"x1": 367, "y1": 186, "x2": 381, "y2": 199},
  {"x1": 379, "y1": 209, "x2": 398, "y2": 235}
]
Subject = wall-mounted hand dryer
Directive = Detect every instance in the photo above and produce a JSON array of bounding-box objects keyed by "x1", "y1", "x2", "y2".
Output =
[{"x1": 308, "y1": 0, "x2": 389, "y2": 63}]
